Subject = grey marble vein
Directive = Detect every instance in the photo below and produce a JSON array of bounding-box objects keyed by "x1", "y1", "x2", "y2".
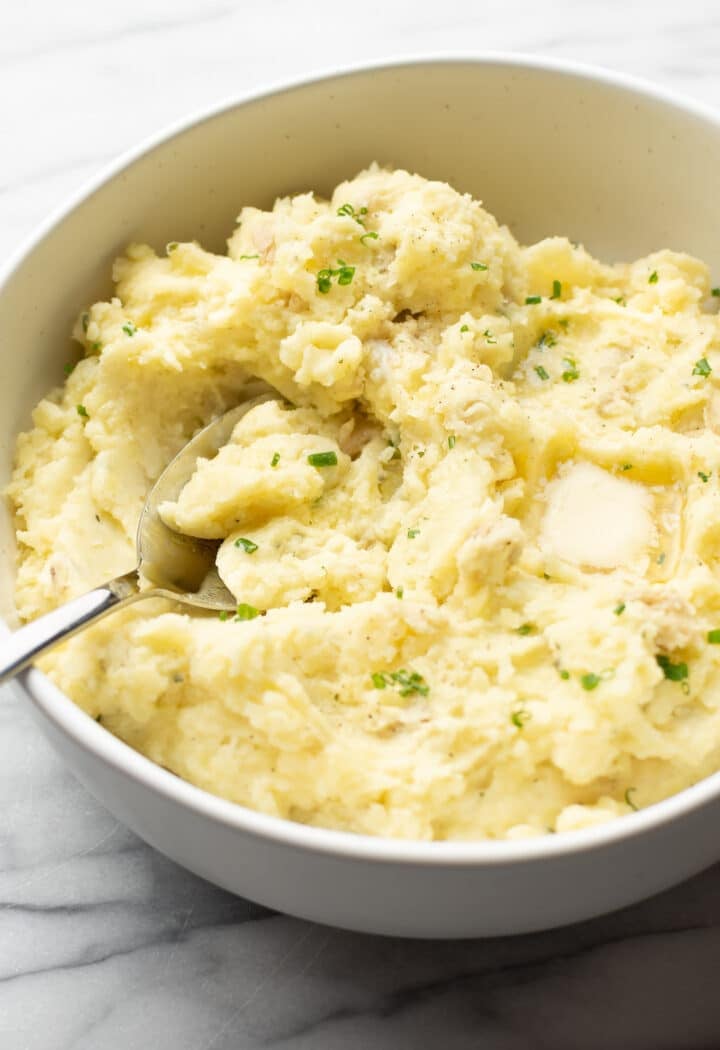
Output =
[{"x1": 4, "y1": 0, "x2": 720, "y2": 1046}]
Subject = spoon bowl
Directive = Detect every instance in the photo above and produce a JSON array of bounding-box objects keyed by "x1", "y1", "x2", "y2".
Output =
[{"x1": 0, "y1": 381, "x2": 278, "y2": 683}]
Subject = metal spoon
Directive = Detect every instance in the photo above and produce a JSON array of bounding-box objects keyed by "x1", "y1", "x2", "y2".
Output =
[{"x1": 0, "y1": 381, "x2": 277, "y2": 684}]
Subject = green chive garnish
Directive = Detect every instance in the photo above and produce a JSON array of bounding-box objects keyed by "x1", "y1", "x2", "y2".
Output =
[
  {"x1": 511, "y1": 708, "x2": 531, "y2": 729},
  {"x1": 580, "y1": 672, "x2": 601, "y2": 691},
  {"x1": 307, "y1": 451, "x2": 338, "y2": 467},
  {"x1": 624, "y1": 787, "x2": 638, "y2": 811},
  {"x1": 656, "y1": 654, "x2": 688, "y2": 681},
  {"x1": 693, "y1": 358, "x2": 712, "y2": 377},
  {"x1": 235, "y1": 603, "x2": 260, "y2": 621},
  {"x1": 561, "y1": 358, "x2": 579, "y2": 382},
  {"x1": 234, "y1": 537, "x2": 258, "y2": 554}
]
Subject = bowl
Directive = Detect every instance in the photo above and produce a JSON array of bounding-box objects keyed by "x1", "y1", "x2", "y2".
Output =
[{"x1": 4, "y1": 55, "x2": 720, "y2": 939}]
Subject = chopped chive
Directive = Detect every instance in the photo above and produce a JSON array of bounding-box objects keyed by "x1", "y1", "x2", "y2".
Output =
[
  {"x1": 317, "y1": 261, "x2": 355, "y2": 292},
  {"x1": 699, "y1": 471, "x2": 711, "y2": 483},
  {"x1": 166, "y1": 242, "x2": 179, "y2": 252},
  {"x1": 395, "y1": 586, "x2": 404, "y2": 599},
  {"x1": 712, "y1": 287, "x2": 720, "y2": 297},
  {"x1": 551, "y1": 279, "x2": 562, "y2": 299},
  {"x1": 270, "y1": 452, "x2": 280, "y2": 467},
  {"x1": 448, "y1": 435, "x2": 456, "y2": 449},
  {"x1": 316, "y1": 269, "x2": 333, "y2": 294},
  {"x1": 483, "y1": 329, "x2": 497, "y2": 343},
  {"x1": 517, "y1": 623, "x2": 535, "y2": 636},
  {"x1": 537, "y1": 332, "x2": 557, "y2": 349},
  {"x1": 534, "y1": 365, "x2": 550, "y2": 381},
  {"x1": 656, "y1": 654, "x2": 688, "y2": 681},
  {"x1": 337, "y1": 203, "x2": 367, "y2": 225},
  {"x1": 693, "y1": 358, "x2": 712, "y2": 377},
  {"x1": 471, "y1": 261, "x2": 488, "y2": 271},
  {"x1": 81, "y1": 312, "x2": 89, "y2": 333},
  {"x1": 238, "y1": 253, "x2": 260, "y2": 260},
  {"x1": 624, "y1": 787, "x2": 638, "y2": 811},
  {"x1": 561, "y1": 355, "x2": 580, "y2": 382},
  {"x1": 234, "y1": 537, "x2": 258, "y2": 554},
  {"x1": 372, "y1": 669, "x2": 428, "y2": 696},
  {"x1": 460, "y1": 324, "x2": 470, "y2": 333},
  {"x1": 657, "y1": 552, "x2": 666, "y2": 565},
  {"x1": 91, "y1": 341, "x2": 102, "y2": 353},
  {"x1": 614, "y1": 602, "x2": 626, "y2": 616},
  {"x1": 511, "y1": 707, "x2": 531, "y2": 729},
  {"x1": 407, "y1": 528, "x2": 420, "y2": 539},
  {"x1": 336, "y1": 261, "x2": 355, "y2": 286},
  {"x1": 235, "y1": 603, "x2": 259, "y2": 621},
  {"x1": 63, "y1": 362, "x2": 75, "y2": 376},
  {"x1": 559, "y1": 670, "x2": 570, "y2": 680},
  {"x1": 614, "y1": 296, "x2": 627, "y2": 306},
  {"x1": 76, "y1": 404, "x2": 88, "y2": 418},
  {"x1": 359, "y1": 231, "x2": 379, "y2": 244},
  {"x1": 648, "y1": 270, "x2": 659, "y2": 284},
  {"x1": 218, "y1": 610, "x2": 230, "y2": 621},
  {"x1": 708, "y1": 629, "x2": 720, "y2": 644},
  {"x1": 307, "y1": 450, "x2": 338, "y2": 468},
  {"x1": 525, "y1": 295, "x2": 542, "y2": 305},
  {"x1": 122, "y1": 321, "x2": 137, "y2": 337},
  {"x1": 389, "y1": 669, "x2": 429, "y2": 696},
  {"x1": 580, "y1": 672, "x2": 601, "y2": 691},
  {"x1": 621, "y1": 463, "x2": 633, "y2": 471}
]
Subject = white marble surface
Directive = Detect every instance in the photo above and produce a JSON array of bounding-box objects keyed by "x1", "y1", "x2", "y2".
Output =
[{"x1": 4, "y1": 0, "x2": 720, "y2": 1046}]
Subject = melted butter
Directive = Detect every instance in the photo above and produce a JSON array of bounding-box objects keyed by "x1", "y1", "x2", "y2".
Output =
[{"x1": 540, "y1": 462, "x2": 655, "y2": 570}]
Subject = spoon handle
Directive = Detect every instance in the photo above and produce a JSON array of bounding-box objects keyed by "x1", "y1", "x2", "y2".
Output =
[{"x1": 0, "y1": 570, "x2": 143, "y2": 685}]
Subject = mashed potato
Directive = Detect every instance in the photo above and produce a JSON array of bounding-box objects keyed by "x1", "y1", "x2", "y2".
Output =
[{"x1": 9, "y1": 167, "x2": 720, "y2": 840}]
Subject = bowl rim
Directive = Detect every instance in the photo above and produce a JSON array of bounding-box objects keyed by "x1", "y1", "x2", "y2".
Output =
[{"x1": 5, "y1": 51, "x2": 720, "y2": 867}]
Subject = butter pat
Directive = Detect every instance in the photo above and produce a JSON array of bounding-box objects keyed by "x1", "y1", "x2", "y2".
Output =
[{"x1": 540, "y1": 462, "x2": 654, "y2": 570}]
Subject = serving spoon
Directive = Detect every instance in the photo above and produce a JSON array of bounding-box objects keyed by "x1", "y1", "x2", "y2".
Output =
[{"x1": 0, "y1": 381, "x2": 277, "y2": 685}]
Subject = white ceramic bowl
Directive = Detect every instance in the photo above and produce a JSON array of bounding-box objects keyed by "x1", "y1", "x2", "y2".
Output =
[{"x1": 4, "y1": 56, "x2": 720, "y2": 939}]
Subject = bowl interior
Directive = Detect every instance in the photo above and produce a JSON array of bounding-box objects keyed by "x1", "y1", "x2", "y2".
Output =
[{"x1": 3, "y1": 57, "x2": 720, "y2": 626}]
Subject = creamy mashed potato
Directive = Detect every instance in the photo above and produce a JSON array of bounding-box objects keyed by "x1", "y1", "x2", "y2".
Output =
[{"x1": 10, "y1": 167, "x2": 720, "y2": 840}]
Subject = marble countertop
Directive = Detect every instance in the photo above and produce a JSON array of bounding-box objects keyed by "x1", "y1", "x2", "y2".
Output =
[{"x1": 4, "y1": 1, "x2": 720, "y2": 1046}]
